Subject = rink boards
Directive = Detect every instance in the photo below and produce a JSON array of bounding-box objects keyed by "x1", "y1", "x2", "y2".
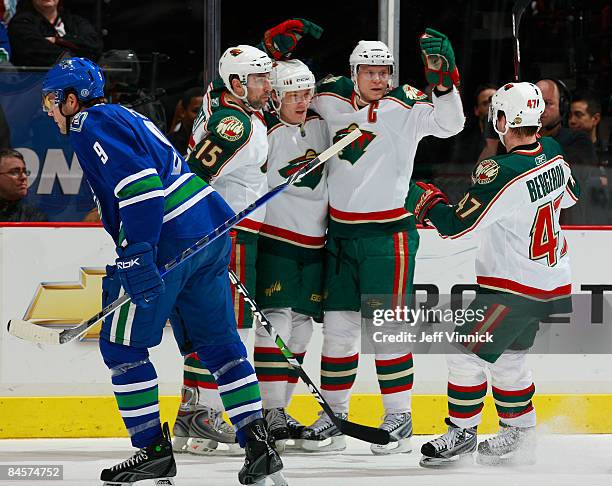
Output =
[{"x1": 0, "y1": 224, "x2": 611, "y2": 437}]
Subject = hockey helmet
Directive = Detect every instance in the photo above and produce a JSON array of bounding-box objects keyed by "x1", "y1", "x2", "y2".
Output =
[
  {"x1": 42, "y1": 57, "x2": 105, "y2": 112},
  {"x1": 489, "y1": 82, "x2": 544, "y2": 139},
  {"x1": 270, "y1": 59, "x2": 316, "y2": 112},
  {"x1": 218, "y1": 45, "x2": 272, "y2": 102},
  {"x1": 349, "y1": 40, "x2": 395, "y2": 96}
]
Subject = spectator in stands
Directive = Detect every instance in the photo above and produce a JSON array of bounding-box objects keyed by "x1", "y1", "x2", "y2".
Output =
[
  {"x1": 452, "y1": 83, "x2": 497, "y2": 164},
  {"x1": 0, "y1": 148, "x2": 47, "y2": 221},
  {"x1": 167, "y1": 87, "x2": 203, "y2": 156},
  {"x1": 536, "y1": 79, "x2": 597, "y2": 166},
  {"x1": 569, "y1": 91, "x2": 608, "y2": 165},
  {"x1": 8, "y1": 0, "x2": 102, "y2": 66}
]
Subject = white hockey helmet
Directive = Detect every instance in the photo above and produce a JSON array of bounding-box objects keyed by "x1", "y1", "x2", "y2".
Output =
[
  {"x1": 349, "y1": 40, "x2": 395, "y2": 96},
  {"x1": 218, "y1": 45, "x2": 273, "y2": 101},
  {"x1": 490, "y1": 82, "x2": 544, "y2": 141},
  {"x1": 270, "y1": 59, "x2": 316, "y2": 112}
]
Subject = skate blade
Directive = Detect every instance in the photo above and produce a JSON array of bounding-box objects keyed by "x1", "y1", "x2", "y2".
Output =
[
  {"x1": 171, "y1": 436, "x2": 189, "y2": 453},
  {"x1": 420, "y1": 452, "x2": 474, "y2": 468},
  {"x1": 154, "y1": 479, "x2": 175, "y2": 486},
  {"x1": 476, "y1": 452, "x2": 537, "y2": 466},
  {"x1": 370, "y1": 437, "x2": 412, "y2": 455},
  {"x1": 300, "y1": 436, "x2": 346, "y2": 453},
  {"x1": 252, "y1": 471, "x2": 288, "y2": 486}
]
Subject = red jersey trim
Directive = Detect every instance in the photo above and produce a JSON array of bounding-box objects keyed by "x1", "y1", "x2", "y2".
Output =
[
  {"x1": 330, "y1": 206, "x2": 410, "y2": 224},
  {"x1": 259, "y1": 224, "x2": 325, "y2": 248},
  {"x1": 234, "y1": 218, "x2": 263, "y2": 234},
  {"x1": 477, "y1": 275, "x2": 572, "y2": 300}
]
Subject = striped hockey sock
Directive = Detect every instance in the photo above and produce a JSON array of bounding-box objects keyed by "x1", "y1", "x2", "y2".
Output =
[
  {"x1": 111, "y1": 359, "x2": 162, "y2": 448},
  {"x1": 376, "y1": 353, "x2": 414, "y2": 412},
  {"x1": 254, "y1": 346, "x2": 289, "y2": 409},
  {"x1": 448, "y1": 381, "x2": 487, "y2": 429},
  {"x1": 183, "y1": 353, "x2": 218, "y2": 391},
  {"x1": 493, "y1": 383, "x2": 536, "y2": 426},
  {"x1": 320, "y1": 353, "x2": 359, "y2": 412},
  {"x1": 214, "y1": 358, "x2": 263, "y2": 447}
]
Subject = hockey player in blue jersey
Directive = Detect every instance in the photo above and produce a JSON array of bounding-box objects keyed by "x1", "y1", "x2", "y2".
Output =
[{"x1": 42, "y1": 58, "x2": 285, "y2": 486}]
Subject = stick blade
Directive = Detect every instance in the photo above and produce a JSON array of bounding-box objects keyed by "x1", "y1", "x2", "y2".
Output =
[
  {"x1": 338, "y1": 419, "x2": 390, "y2": 445},
  {"x1": 7, "y1": 319, "x2": 61, "y2": 345}
]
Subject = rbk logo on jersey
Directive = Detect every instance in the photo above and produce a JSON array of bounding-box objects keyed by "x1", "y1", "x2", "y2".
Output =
[
  {"x1": 332, "y1": 124, "x2": 376, "y2": 165},
  {"x1": 277, "y1": 149, "x2": 323, "y2": 189},
  {"x1": 117, "y1": 258, "x2": 140, "y2": 269}
]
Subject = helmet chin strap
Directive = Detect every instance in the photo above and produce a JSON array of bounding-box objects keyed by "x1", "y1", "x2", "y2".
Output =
[{"x1": 59, "y1": 101, "x2": 79, "y2": 136}]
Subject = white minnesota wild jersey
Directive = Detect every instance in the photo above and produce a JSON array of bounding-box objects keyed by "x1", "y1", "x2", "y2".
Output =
[
  {"x1": 310, "y1": 76, "x2": 464, "y2": 231},
  {"x1": 187, "y1": 80, "x2": 268, "y2": 232},
  {"x1": 261, "y1": 111, "x2": 329, "y2": 249},
  {"x1": 425, "y1": 137, "x2": 580, "y2": 299}
]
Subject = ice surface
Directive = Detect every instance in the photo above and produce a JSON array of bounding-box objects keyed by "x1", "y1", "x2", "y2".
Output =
[{"x1": 1, "y1": 434, "x2": 611, "y2": 486}]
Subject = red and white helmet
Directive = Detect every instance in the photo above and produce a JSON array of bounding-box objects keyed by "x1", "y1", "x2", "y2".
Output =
[
  {"x1": 490, "y1": 82, "x2": 544, "y2": 139},
  {"x1": 349, "y1": 40, "x2": 395, "y2": 97},
  {"x1": 270, "y1": 59, "x2": 315, "y2": 112},
  {"x1": 218, "y1": 45, "x2": 272, "y2": 101}
]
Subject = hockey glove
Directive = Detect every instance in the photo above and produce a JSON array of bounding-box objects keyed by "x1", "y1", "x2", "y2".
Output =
[
  {"x1": 263, "y1": 18, "x2": 323, "y2": 60},
  {"x1": 419, "y1": 28, "x2": 460, "y2": 89},
  {"x1": 405, "y1": 181, "x2": 449, "y2": 225},
  {"x1": 115, "y1": 242, "x2": 165, "y2": 308}
]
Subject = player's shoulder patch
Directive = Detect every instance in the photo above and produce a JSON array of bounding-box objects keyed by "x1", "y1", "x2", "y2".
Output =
[
  {"x1": 385, "y1": 84, "x2": 429, "y2": 106},
  {"x1": 69, "y1": 111, "x2": 89, "y2": 132},
  {"x1": 316, "y1": 75, "x2": 353, "y2": 98},
  {"x1": 209, "y1": 108, "x2": 251, "y2": 144},
  {"x1": 472, "y1": 158, "x2": 500, "y2": 185}
]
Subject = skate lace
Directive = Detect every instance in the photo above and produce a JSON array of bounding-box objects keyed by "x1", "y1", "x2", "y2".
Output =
[
  {"x1": 430, "y1": 427, "x2": 461, "y2": 452},
  {"x1": 266, "y1": 408, "x2": 288, "y2": 430},
  {"x1": 210, "y1": 408, "x2": 235, "y2": 435},
  {"x1": 380, "y1": 413, "x2": 409, "y2": 432},
  {"x1": 310, "y1": 411, "x2": 335, "y2": 433},
  {"x1": 111, "y1": 449, "x2": 148, "y2": 471},
  {"x1": 487, "y1": 426, "x2": 518, "y2": 450}
]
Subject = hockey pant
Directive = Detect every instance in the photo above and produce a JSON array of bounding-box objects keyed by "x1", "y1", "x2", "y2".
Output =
[
  {"x1": 446, "y1": 349, "x2": 536, "y2": 429},
  {"x1": 253, "y1": 308, "x2": 314, "y2": 409},
  {"x1": 320, "y1": 310, "x2": 414, "y2": 414}
]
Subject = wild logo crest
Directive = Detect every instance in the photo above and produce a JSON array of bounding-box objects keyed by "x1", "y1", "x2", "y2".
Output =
[
  {"x1": 332, "y1": 124, "x2": 376, "y2": 164},
  {"x1": 277, "y1": 149, "x2": 323, "y2": 189}
]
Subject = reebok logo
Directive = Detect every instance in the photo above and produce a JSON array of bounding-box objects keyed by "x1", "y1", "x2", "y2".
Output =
[{"x1": 117, "y1": 258, "x2": 140, "y2": 270}]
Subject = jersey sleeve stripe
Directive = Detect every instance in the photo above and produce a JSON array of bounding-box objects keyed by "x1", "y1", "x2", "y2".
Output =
[
  {"x1": 163, "y1": 186, "x2": 214, "y2": 223},
  {"x1": 164, "y1": 175, "x2": 209, "y2": 214},
  {"x1": 118, "y1": 190, "x2": 165, "y2": 209},
  {"x1": 164, "y1": 173, "x2": 194, "y2": 195},
  {"x1": 114, "y1": 168, "x2": 159, "y2": 197},
  {"x1": 117, "y1": 175, "x2": 163, "y2": 199}
]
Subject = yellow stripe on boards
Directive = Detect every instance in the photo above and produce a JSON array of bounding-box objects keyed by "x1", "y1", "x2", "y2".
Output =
[{"x1": 1, "y1": 394, "x2": 612, "y2": 438}]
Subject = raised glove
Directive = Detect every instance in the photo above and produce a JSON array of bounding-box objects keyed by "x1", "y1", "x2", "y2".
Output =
[
  {"x1": 263, "y1": 18, "x2": 323, "y2": 60},
  {"x1": 419, "y1": 28, "x2": 460, "y2": 89},
  {"x1": 115, "y1": 242, "x2": 164, "y2": 308},
  {"x1": 405, "y1": 181, "x2": 449, "y2": 224}
]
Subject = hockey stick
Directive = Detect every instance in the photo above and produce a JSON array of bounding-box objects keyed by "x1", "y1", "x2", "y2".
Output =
[
  {"x1": 7, "y1": 128, "x2": 362, "y2": 345},
  {"x1": 512, "y1": 0, "x2": 531, "y2": 81},
  {"x1": 227, "y1": 269, "x2": 390, "y2": 446}
]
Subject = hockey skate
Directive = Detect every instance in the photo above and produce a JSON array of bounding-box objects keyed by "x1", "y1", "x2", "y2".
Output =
[
  {"x1": 300, "y1": 411, "x2": 347, "y2": 453},
  {"x1": 171, "y1": 386, "x2": 197, "y2": 453},
  {"x1": 283, "y1": 411, "x2": 306, "y2": 451},
  {"x1": 100, "y1": 422, "x2": 176, "y2": 486},
  {"x1": 370, "y1": 412, "x2": 413, "y2": 455},
  {"x1": 264, "y1": 408, "x2": 289, "y2": 453},
  {"x1": 187, "y1": 406, "x2": 241, "y2": 455},
  {"x1": 476, "y1": 423, "x2": 536, "y2": 466},
  {"x1": 420, "y1": 418, "x2": 477, "y2": 468},
  {"x1": 239, "y1": 418, "x2": 287, "y2": 486}
]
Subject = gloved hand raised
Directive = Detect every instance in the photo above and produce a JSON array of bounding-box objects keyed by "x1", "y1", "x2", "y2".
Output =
[
  {"x1": 405, "y1": 181, "x2": 449, "y2": 225},
  {"x1": 115, "y1": 242, "x2": 165, "y2": 308},
  {"x1": 263, "y1": 18, "x2": 323, "y2": 60},
  {"x1": 419, "y1": 28, "x2": 460, "y2": 89}
]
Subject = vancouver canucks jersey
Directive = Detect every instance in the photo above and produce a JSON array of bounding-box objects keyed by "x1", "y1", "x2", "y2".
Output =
[
  {"x1": 310, "y1": 76, "x2": 464, "y2": 237},
  {"x1": 69, "y1": 103, "x2": 234, "y2": 249},
  {"x1": 262, "y1": 110, "x2": 329, "y2": 249},
  {"x1": 187, "y1": 80, "x2": 268, "y2": 233},
  {"x1": 425, "y1": 137, "x2": 580, "y2": 299}
]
